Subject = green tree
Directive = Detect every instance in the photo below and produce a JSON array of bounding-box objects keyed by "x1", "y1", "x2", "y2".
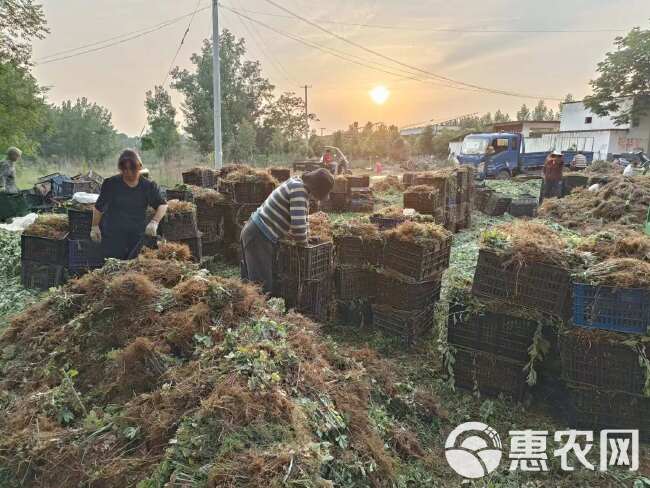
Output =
[
  {"x1": 264, "y1": 92, "x2": 314, "y2": 144},
  {"x1": 309, "y1": 132, "x2": 323, "y2": 158},
  {"x1": 0, "y1": 0, "x2": 48, "y2": 67},
  {"x1": 517, "y1": 104, "x2": 531, "y2": 121},
  {"x1": 532, "y1": 100, "x2": 556, "y2": 120},
  {"x1": 494, "y1": 110, "x2": 511, "y2": 123},
  {"x1": 228, "y1": 119, "x2": 256, "y2": 162},
  {"x1": 171, "y1": 31, "x2": 275, "y2": 158},
  {"x1": 332, "y1": 130, "x2": 344, "y2": 150},
  {"x1": 40, "y1": 98, "x2": 117, "y2": 163},
  {"x1": 143, "y1": 85, "x2": 180, "y2": 161},
  {"x1": 417, "y1": 125, "x2": 434, "y2": 155},
  {"x1": 584, "y1": 26, "x2": 650, "y2": 126},
  {"x1": 0, "y1": 62, "x2": 47, "y2": 153}
]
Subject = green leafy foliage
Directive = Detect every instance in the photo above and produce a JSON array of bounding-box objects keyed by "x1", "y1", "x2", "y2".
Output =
[
  {"x1": 0, "y1": 230, "x2": 38, "y2": 327},
  {"x1": 144, "y1": 85, "x2": 180, "y2": 161}
]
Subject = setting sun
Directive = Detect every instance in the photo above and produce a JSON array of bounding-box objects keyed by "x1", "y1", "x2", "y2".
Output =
[{"x1": 369, "y1": 85, "x2": 390, "y2": 105}]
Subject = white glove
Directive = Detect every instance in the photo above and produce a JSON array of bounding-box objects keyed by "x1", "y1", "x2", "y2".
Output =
[
  {"x1": 145, "y1": 220, "x2": 159, "y2": 237},
  {"x1": 90, "y1": 226, "x2": 102, "y2": 243}
]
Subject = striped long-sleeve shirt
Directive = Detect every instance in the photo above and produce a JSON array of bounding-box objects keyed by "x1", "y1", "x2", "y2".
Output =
[{"x1": 251, "y1": 177, "x2": 309, "y2": 244}]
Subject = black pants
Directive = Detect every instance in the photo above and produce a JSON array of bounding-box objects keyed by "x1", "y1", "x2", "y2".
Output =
[
  {"x1": 240, "y1": 220, "x2": 275, "y2": 294},
  {"x1": 102, "y1": 226, "x2": 145, "y2": 260},
  {"x1": 540, "y1": 180, "x2": 563, "y2": 203}
]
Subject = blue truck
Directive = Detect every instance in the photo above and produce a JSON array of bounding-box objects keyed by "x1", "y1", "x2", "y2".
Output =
[{"x1": 455, "y1": 132, "x2": 594, "y2": 179}]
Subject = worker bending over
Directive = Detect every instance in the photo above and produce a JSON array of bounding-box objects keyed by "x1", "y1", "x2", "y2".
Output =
[
  {"x1": 570, "y1": 151, "x2": 588, "y2": 170},
  {"x1": 91, "y1": 149, "x2": 168, "y2": 259},
  {"x1": 241, "y1": 168, "x2": 334, "y2": 293},
  {"x1": 0, "y1": 147, "x2": 22, "y2": 193}
]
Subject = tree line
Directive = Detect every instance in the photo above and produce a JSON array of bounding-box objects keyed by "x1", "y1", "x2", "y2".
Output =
[{"x1": 1, "y1": 2, "x2": 649, "y2": 165}]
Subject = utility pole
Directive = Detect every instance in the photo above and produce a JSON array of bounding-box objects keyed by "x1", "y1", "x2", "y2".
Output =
[
  {"x1": 212, "y1": 0, "x2": 223, "y2": 169},
  {"x1": 320, "y1": 128, "x2": 326, "y2": 137},
  {"x1": 302, "y1": 85, "x2": 311, "y2": 153}
]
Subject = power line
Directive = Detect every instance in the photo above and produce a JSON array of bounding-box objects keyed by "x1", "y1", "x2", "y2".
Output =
[
  {"x1": 139, "y1": 0, "x2": 204, "y2": 137},
  {"x1": 258, "y1": 0, "x2": 563, "y2": 101},
  {"x1": 220, "y1": 4, "x2": 627, "y2": 34},
  {"x1": 35, "y1": 6, "x2": 211, "y2": 66}
]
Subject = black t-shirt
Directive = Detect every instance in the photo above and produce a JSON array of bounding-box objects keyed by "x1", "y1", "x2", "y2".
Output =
[{"x1": 95, "y1": 175, "x2": 166, "y2": 232}]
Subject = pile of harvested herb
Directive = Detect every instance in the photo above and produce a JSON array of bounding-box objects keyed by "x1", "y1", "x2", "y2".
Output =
[
  {"x1": 23, "y1": 214, "x2": 69, "y2": 239},
  {"x1": 165, "y1": 199, "x2": 196, "y2": 215},
  {"x1": 191, "y1": 186, "x2": 227, "y2": 206},
  {"x1": 373, "y1": 175, "x2": 404, "y2": 192},
  {"x1": 308, "y1": 211, "x2": 333, "y2": 241},
  {"x1": 333, "y1": 219, "x2": 381, "y2": 240},
  {"x1": 582, "y1": 258, "x2": 650, "y2": 288},
  {"x1": 577, "y1": 227, "x2": 650, "y2": 261},
  {"x1": 385, "y1": 221, "x2": 451, "y2": 246},
  {"x1": 405, "y1": 185, "x2": 438, "y2": 195},
  {"x1": 222, "y1": 167, "x2": 278, "y2": 186}
]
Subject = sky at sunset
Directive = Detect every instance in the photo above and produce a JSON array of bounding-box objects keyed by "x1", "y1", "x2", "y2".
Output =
[{"x1": 32, "y1": 0, "x2": 650, "y2": 136}]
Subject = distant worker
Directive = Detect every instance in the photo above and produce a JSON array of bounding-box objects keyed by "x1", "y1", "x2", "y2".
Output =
[
  {"x1": 375, "y1": 160, "x2": 383, "y2": 175},
  {"x1": 570, "y1": 151, "x2": 588, "y2": 170},
  {"x1": 322, "y1": 148, "x2": 337, "y2": 174},
  {"x1": 241, "y1": 168, "x2": 334, "y2": 293},
  {"x1": 541, "y1": 150, "x2": 564, "y2": 201},
  {"x1": 0, "y1": 147, "x2": 22, "y2": 193},
  {"x1": 91, "y1": 149, "x2": 168, "y2": 259},
  {"x1": 623, "y1": 162, "x2": 635, "y2": 177}
]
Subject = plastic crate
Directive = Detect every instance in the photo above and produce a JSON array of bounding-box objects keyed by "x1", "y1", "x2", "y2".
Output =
[
  {"x1": 369, "y1": 214, "x2": 406, "y2": 231},
  {"x1": 559, "y1": 330, "x2": 646, "y2": 395},
  {"x1": 335, "y1": 266, "x2": 370, "y2": 300},
  {"x1": 363, "y1": 237, "x2": 384, "y2": 267},
  {"x1": 347, "y1": 175, "x2": 370, "y2": 189},
  {"x1": 327, "y1": 192, "x2": 349, "y2": 212},
  {"x1": 404, "y1": 191, "x2": 435, "y2": 215},
  {"x1": 269, "y1": 168, "x2": 291, "y2": 183},
  {"x1": 472, "y1": 249, "x2": 572, "y2": 318},
  {"x1": 277, "y1": 241, "x2": 333, "y2": 281},
  {"x1": 509, "y1": 195, "x2": 538, "y2": 218},
  {"x1": 572, "y1": 283, "x2": 650, "y2": 334},
  {"x1": 335, "y1": 300, "x2": 373, "y2": 328},
  {"x1": 383, "y1": 235, "x2": 452, "y2": 281},
  {"x1": 376, "y1": 272, "x2": 441, "y2": 310},
  {"x1": 565, "y1": 384, "x2": 650, "y2": 440},
  {"x1": 165, "y1": 188, "x2": 195, "y2": 203},
  {"x1": 182, "y1": 168, "x2": 217, "y2": 188},
  {"x1": 473, "y1": 186, "x2": 493, "y2": 211},
  {"x1": 201, "y1": 240, "x2": 223, "y2": 257},
  {"x1": 159, "y1": 211, "x2": 199, "y2": 240},
  {"x1": 349, "y1": 199, "x2": 374, "y2": 213},
  {"x1": 562, "y1": 174, "x2": 589, "y2": 196},
  {"x1": 402, "y1": 173, "x2": 417, "y2": 187},
  {"x1": 197, "y1": 220, "x2": 224, "y2": 243},
  {"x1": 334, "y1": 235, "x2": 364, "y2": 265},
  {"x1": 67, "y1": 208, "x2": 93, "y2": 240},
  {"x1": 372, "y1": 304, "x2": 435, "y2": 346},
  {"x1": 220, "y1": 181, "x2": 275, "y2": 204},
  {"x1": 68, "y1": 239, "x2": 104, "y2": 275},
  {"x1": 483, "y1": 193, "x2": 511, "y2": 216},
  {"x1": 176, "y1": 236, "x2": 202, "y2": 262},
  {"x1": 60, "y1": 179, "x2": 98, "y2": 198},
  {"x1": 452, "y1": 347, "x2": 529, "y2": 401},
  {"x1": 275, "y1": 275, "x2": 332, "y2": 321},
  {"x1": 447, "y1": 308, "x2": 540, "y2": 363},
  {"x1": 21, "y1": 260, "x2": 67, "y2": 290},
  {"x1": 21, "y1": 233, "x2": 69, "y2": 265}
]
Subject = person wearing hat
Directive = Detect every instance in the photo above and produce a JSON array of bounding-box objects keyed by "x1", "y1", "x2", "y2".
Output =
[
  {"x1": 91, "y1": 149, "x2": 168, "y2": 259},
  {"x1": 541, "y1": 150, "x2": 564, "y2": 201},
  {"x1": 241, "y1": 168, "x2": 334, "y2": 293},
  {"x1": 0, "y1": 147, "x2": 22, "y2": 193}
]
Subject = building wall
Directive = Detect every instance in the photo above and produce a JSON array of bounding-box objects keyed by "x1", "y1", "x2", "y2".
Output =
[{"x1": 560, "y1": 101, "x2": 632, "y2": 131}]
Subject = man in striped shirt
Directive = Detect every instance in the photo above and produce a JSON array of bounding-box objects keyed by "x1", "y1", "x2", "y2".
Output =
[{"x1": 240, "y1": 168, "x2": 334, "y2": 293}]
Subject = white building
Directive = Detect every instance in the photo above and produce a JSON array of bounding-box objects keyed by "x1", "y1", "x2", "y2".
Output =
[{"x1": 551, "y1": 99, "x2": 650, "y2": 160}]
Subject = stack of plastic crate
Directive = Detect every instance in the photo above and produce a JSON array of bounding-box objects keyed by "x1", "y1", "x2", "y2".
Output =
[
  {"x1": 158, "y1": 202, "x2": 202, "y2": 262},
  {"x1": 67, "y1": 206, "x2": 104, "y2": 276}
]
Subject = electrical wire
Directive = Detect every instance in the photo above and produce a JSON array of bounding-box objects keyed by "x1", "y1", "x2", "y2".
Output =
[
  {"x1": 220, "y1": 5, "x2": 627, "y2": 34},
  {"x1": 258, "y1": 0, "x2": 563, "y2": 100}
]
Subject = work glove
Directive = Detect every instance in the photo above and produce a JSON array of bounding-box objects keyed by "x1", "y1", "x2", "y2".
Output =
[
  {"x1": 145, "y1": 220, "x2": 159, "y2": 237},
  {"x1": 90, "y1": 226, "x2": 102, "y2": 243}
]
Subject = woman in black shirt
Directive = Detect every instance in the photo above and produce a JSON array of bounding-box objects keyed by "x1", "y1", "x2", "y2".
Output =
[{"x1": 91, "y1": 149, "x2": 168, "y2": 259}]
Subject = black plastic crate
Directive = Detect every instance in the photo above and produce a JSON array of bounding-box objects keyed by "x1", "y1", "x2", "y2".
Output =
[
  {"x1": 275, "y1": 276, "x2": 332, "y2": 321},
  {"x1": 202, "y1": 240, "x2": 223, "y2": 257},
  {"x1": 376, "y1": 271, "x2": 441, "y2": 310},
  {"x1": 473, "y1": 186, "x2": 494, "y2": 211},
  {"x1": 372, "y1": 304, "x2": 436, "y2": 346},
  {"x1": 452, "y1": 347, "x2": 529, "y2": 401},
  {"x1": 369, "y1": 214, "x2": 406, "y2": 231},
  {"x1": 404, "y1": 191, "x2": 435, "y2": 215},
  {"x1": 165, "y1": 188, "x2": 195, "y2": 203},
  {"x1": 483, "y1": 193, "x2": 512, "y2": 216},
  {"x1": 220, "y1": 181, "x2": 275, "y2": 204},
  {"x1": 328, "y1": 192, "x2": 349, "y2": 212},
  {"x1": 197, "y1": 220, "x2": 224, "y2": 243},
  {"x1": 335, "y1": 266, "x2": 370, "y2": 301},
  {"x1": 21, "y1": 233, "x2": 69, "y2": 265},
  {"x1": 60, "y1": 179, "x2": 99, "y2": 198},
  {"x1": 67, "y1": 208, "x2": 93, "y2": 240},
  {"x1": 559, "y1": 330, "x2": 646, "y2": 395},
  {"x1": 347, "y1": 175, "x2": 370, "y2": 189},
  {"x1": 182, "y1": 168, "x2": 217, "y2": 188},
  {"x1": 349, "y1": 199, "x2": 374, "y2": 213},
  {"x1": 159, "y1": 211, "x2": 199, "y2": 240},
  {"x1": 176, "y1": 236, "x2": 202, "y2": 263},
  {"x1": 447, "y1": 308, "x2": 540, "y2": 363},
  {"x1": 573, "y1": 283, "x2": 650, "y2": 335},
  {"x1": 278, "y1": 241, "x2": 333, "y2": 281},
  {"x1": 334, "y1": 235, "x2": 364, "y2": 265},
  {"x1": 472, "y1": 249, "x2": 572, "y2": 318},
  {"x1": 21, "y1": 260, "x2": 67, "y2": 290},
  {"x1": 335, "y1": 300, "x2": 373, "y2": 328},
  {"x1": 383, "y1": 235, "x2": 452, "y2": 281},
  {"x1": 68, "y1": 239, "x2": 104, "y2": 275},
  {"x1": 363, "y1": 237, "x2": 384, "y2": 267},
  {"x1": 565, "y1": 384, "x2": 650, "y2": 440},
  {"x1": 509, "y1": 195, "x2": 538, "y2": 218},
  {"x1": 269, "y1": 168, "x2": 291, "y2": 183},
  {"x1": 402, "y1": 173, "x2": 417, "y2": 187},
  {"x1": 562, "y1": 174, "x2": 589, "y2": 196}
]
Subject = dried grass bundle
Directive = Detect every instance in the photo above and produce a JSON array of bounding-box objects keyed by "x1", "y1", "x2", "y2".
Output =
[
  {"x1": 405, "y1": 185, "x2": 438, "y2": 194},
  {"x1": 23, "y1": 213, "x2": 69, "y2": 239},
  {"x1": 333, "y1": 219, "x2": 381, "y2": 239},
  {"x1": 308, "y1": 211, "x2": 333, "y2": 241},
  {"x1": 223, "y1": 167, "x2": 278, "y2": 186},
  {"x1": 578, "y1": 228, "x2": 650, "y2": 261},
  {"x1": 583, "y1": 258, "x2": 650, "y2": 288},
  {"x1": 386, "y1": 220, "x2": 451, "y2": 245},
  {"x1": 166, "y1": 199, "x2": 196, "y2": 215},
  {"x1": 192, "y1": 187, "x2": 226, "y2": 206},
  {"x1": 373, "y1": 175, "x2": 404, "y2": 192}
]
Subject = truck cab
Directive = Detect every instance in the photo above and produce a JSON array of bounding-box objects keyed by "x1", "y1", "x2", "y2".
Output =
[{"x1": 457, "y1": 133, "x2": 522, "y2": 179}]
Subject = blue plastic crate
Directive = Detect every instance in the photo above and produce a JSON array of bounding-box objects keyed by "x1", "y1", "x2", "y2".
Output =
[
  {"x1": 68, "y1": 239, "x2": 104, "y2": 274},
  {"x1": 573, "y1": 283, "x2": 650, "y2": 334}
]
